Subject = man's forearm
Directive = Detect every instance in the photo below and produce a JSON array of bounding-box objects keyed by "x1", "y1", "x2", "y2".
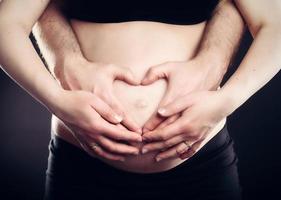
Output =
[
  {"x1": 34, "y1": 0, "x2": 246, "y2": 89},
  {"x1": 193, "y1": 0, "x2": 245, "y2": 81},
  {"x1": 32, "y1": 1, "x2": 84, "y2": 79}
]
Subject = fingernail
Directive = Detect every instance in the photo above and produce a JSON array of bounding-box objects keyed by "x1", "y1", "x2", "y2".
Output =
[
  {"x1": 142, "y1": 148, "x2": 148, "y2": 154},
  {"x1": 158, "y1": 108, "x2": 166, "y2": 115},
  {"x1": 155, "y1": 156, "x2": 162, "y2": 162},
  {"x1": 133, "y1": 150, "x2": 139, "y2": 155},
  {"x1": 114, "y1": 115, "x2": 123, "y2": 122}
]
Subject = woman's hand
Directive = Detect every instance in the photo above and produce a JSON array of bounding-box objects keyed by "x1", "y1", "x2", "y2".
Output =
[
  {"x1": 51, "y1": 89, "x2": 143, "y2": 161},
  {"x1": 141, "y1": 90, "x2": 230, "y2": 162},
  {"x1": 140, "y1": 59, "x2": 225, "y2": 133},
  {"x1": 55, "y1": 57, "x2": 142, "y2": 132}
]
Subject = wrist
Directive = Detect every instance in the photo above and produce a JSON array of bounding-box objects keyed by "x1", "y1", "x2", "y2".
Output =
[
  {"x1": 54, "y1": 56, "x2": 90, "y2": 90},
  {"x1": 44, "y1": 86, "x2": 66, "y2": 115},
  {"x1": 194, "y1": 49, "x2": 229, "y2": 74},
  {"x1": 54, "y1": 54, "x2": 87, "y2": 76},
  {"x1": 191, "y1": 56, "x2": 228, "y2": 90},
  {"x1": 60, "y1": 53, "x2": 88, "y2": 68},
  {"x1": 33, "y1": 72, "x2": 65, "y2": 113},
  {"x1": 217, "y1": 85, "x2": 245, "y2": 116}
]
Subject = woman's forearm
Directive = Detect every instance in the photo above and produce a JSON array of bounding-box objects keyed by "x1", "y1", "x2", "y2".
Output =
[
  {"x1": 221, "y1": 24, "x2": 281, "y2": 114},
  {"x1": 0, "y1": 25, "x2": 61, "y2": 111}
]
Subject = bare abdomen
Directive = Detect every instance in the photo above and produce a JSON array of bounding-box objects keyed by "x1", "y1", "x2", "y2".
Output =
[{"x1": 51, "y1": 20, "x2": 226, "y2": 173}]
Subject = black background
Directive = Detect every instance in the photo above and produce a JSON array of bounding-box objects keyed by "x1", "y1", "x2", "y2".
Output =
[{"x1": 0, "y1": 30, "x2": 280, "y2": 200}]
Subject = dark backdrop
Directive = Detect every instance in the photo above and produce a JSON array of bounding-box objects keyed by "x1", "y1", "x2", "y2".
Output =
[{"x1": 0, "y1": 30, "x2": 280, "y2": 200}]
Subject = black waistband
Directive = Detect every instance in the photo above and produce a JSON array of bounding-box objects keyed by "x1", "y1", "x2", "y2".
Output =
[
  {"x1": 48, "y1": 123, "x2": 234, "y2": 184},
  {"x1": 60, "y1": 0, "x2": 220, "y2": 25}
]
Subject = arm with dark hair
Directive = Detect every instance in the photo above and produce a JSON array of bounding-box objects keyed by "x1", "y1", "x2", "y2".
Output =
[
  {"x1": 32, "y1": 2, "x2": 84, "y2": 82},
  {"x1": 193, "y1": 0, "x2": 246, "y2": 88},
  {"x1": 32, "y1": 1, "x2": 144, "y2": 161},
  {"x1": 141, "y1": 0, "x2": 245, "y2": 135},
  {"x1": 141, "y1": 0, "x2": 281, "y2": 162}
]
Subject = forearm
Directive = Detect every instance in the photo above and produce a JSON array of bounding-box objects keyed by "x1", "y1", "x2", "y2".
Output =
[
  {"x1": 194, "y1": 0, "x2": 245, "y2": 81},
  {"x1": 32, "y1": 1, "x2": 84, "y2": 78},
  {"x1": 221, "y1": 24, "x2": 281, "y2": 114},
  {"x1": 0, "y1": 25, "x2": 61, "y2": 110}
]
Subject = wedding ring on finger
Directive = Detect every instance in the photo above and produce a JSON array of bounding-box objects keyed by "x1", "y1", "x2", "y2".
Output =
[
  {"x1": 183, "y1": 140, "x2": 192, "y2": 149},
  {"x1": 176, "y1": 141, "x2": 192, "y2": 155},
  {"x1": 90, "y1": 142, "x2": 100, "y2": 151}
]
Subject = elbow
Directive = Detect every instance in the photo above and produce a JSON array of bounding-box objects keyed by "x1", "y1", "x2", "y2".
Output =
[
  {"x1": 250, "y1": 18, "x2": 281, "y2": 38},
  {"x1": 262, "y1": 14, "x2": 281, "y2": 28},
  {"x1": 261, "y1": 20, "x2": 281, "y2": 38},
  {"x1": 259, "y1": 8, "x2": 281, "y2": 33}
]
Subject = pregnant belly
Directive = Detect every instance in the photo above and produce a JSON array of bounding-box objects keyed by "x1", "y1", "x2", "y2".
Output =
[
  {"x1": 113, "y1": 79, "x2": 167, "y2": 127},
  {"x1": 51, "y1": 20, "x2": 226, "y2": 173}
]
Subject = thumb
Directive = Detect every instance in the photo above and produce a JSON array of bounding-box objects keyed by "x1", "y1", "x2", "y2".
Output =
[
  {"x1": 114, "y1": 67, "x2": 140, "y2": 85},
  {"x1": 140, "y1": 84, "x2": 177, "y2": 132},
  {"x1": 141, "y1": 62, "x2": 171, "y2": 85},
  {"x1": 157, "y1": 93, "x2": 195, "y2": 117}
]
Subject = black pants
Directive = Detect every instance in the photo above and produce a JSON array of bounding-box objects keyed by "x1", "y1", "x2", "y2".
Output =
[{"x1": 44, "y1": 124, "x2": 242, "y2": 200}]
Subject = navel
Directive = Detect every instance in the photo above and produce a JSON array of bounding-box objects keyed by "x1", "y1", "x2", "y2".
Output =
[{"x1": 134, "y1": 98, "x2": 148, "y2": 109}]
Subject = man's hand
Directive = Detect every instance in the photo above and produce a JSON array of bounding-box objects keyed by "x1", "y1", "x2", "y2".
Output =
[
  {"x1": 141, "y1": 59, "x2": 224, "y2": 133},
  {"x1": 55, "y1": 57, "x2": 142, "y2": 133}
]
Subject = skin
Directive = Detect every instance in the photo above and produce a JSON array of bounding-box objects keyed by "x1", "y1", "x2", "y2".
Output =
[
  {"x1": 33, "y1": 0, "x2": 245, "y2": 163},
  {"x1": 0, "y1": 0, "x2": 142, "y2": 162},
  {"x1": 142, "y1": 0, "x2": 281, "y2": 161},
  {"x1": 141, "y1": 0, "x2": 245, "y2": 134},
  {"x1": 33, "y1": 2, "x2": 143, "y2": 134},
  {"x1": 0, "y1": 0, "x2": 280, "y2": 166}
]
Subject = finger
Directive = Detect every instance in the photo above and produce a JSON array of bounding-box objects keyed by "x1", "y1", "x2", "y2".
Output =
[
  {"x1": 95, "y1": 120, "x2": 142, "y2": 142},
  {"x1": 157, "y1": 94, "x2": 195, "y2": 117},
  {"x1": 142, "y1": 84, "x2": 178, "y2": 133},
  {"x1": 142, "y1": 110, "x2": 166, "y2": 133},
  {"x1": 116, "y1": 123, "x2": 127, "y2": 130},
  {"x1": 86, "y1": 142, "x2": 126, "y2": 161},
  {"x1": 108, "y1": 94, "x2": 142, "y2": 133},
  {"x1": 97, "y1": 135, "x2": 140, "y2": 155},
  {"x1": 154, "y1": 142, "x2": 183, "y2": 162},
  {"x1": 141, "y1": 62, "x2": 171, "y2": 85},
  {"x1": 114, "y1": 67, "x2": 140, "y2": 85},
  {"x1": 141, "y1": 132, "x2": 185, "y2": 154},
  {"x1": 142, "y1": 117, "x2": 188, "y2": 142},
  {"x1": 89, "y1": 94, "x2": 123, "y2": 124},
  {"x1": 141, "y1": 141, "x2": 166, "y2": 154},
  {"x1": 155, "y1": 113, "x2": 180, "y2": 130},
  {"x1": 179, "y1": 140, "x2": 203, "y2": 160},
  {"x1": 73, "y1": 132, "x2": 125, "y2": 161},
  {"x1": 154, "y1": 140, "x2": 196, "y2": 162}
]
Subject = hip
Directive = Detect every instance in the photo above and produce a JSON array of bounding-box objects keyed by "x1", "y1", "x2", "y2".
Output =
[
  {"x1": 51, "y1": 116, "x2": 226, "y2": 173},
  {"x1": 45, "y1": 121, "x2": 241, "y2": 200}
]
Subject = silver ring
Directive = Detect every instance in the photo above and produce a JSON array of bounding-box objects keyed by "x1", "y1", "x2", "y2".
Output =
[
  {"x1": 183, "y1": 141, "x2": 192, "y2": 149},
  {"x1": 90, "y1": 143, "x2": 99, "y2": 150}
]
